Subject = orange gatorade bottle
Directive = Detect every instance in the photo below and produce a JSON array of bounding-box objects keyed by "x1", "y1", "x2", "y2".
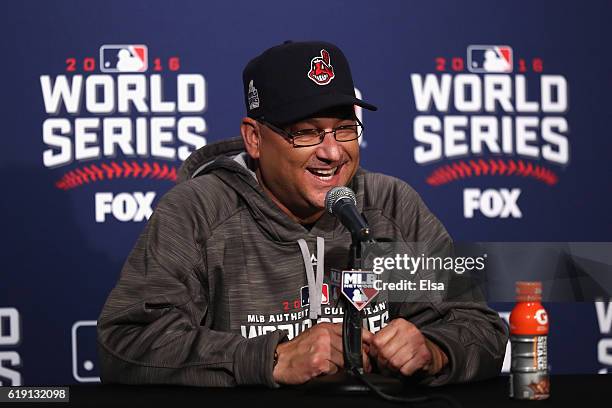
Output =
[{"x1": 509, "y1": 281, "x2": 550, "y2": 400}]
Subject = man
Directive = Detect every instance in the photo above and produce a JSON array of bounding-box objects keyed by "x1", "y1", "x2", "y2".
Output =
[{"x1": 97, "y1": 41, "x2": 508, "y2": 387}]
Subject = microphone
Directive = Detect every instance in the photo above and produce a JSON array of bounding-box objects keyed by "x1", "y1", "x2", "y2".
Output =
[{"x1": 325, "y1": 187, "x2": 371, "y2": 242}]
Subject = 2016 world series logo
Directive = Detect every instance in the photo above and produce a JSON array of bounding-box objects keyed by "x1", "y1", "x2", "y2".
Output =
[
  {"x1": 40, "y1": 44, "x2": 208, "y2": 223},
  {"x1": 410, "y1": 45, "x2": 570, "y2": 219}
]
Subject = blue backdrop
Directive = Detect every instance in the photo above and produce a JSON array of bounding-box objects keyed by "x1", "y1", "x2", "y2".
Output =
[{"x1": 1, "y1": 0, "x2": 611, "y2": 386}]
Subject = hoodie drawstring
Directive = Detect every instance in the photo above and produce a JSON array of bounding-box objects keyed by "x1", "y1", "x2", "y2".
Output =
[{"x1": 297, "y1": 237, "x2": 324, "y2": 319}]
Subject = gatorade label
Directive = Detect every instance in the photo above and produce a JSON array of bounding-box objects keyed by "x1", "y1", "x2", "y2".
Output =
[
  {"x1": 535, "y1": 336, "x2": 547, "y2": 371},
  {"x1": 510, "y1": 335, "x2": 550, "y2": 400}
]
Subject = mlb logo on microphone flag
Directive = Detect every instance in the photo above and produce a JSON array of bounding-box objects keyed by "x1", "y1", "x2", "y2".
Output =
[
  {"x1": 100, "y1": 44, "x2": 148, "y2": 73},
  {"x1": 467, "y1": 45, "x2": 513, "y2": 73},
  {"x1": 341, "y1": 271, "x2": 379, "y2": 311}
]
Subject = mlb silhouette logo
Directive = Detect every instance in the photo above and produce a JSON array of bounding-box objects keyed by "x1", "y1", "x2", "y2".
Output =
[
  {"x1": 467, "y1": 45, "x2": 513, "y2": 73},
  {"x1": 100, "y1": 44, "x2": 148, "y2": 73},
  {"x1": 341, "y1": 271, "x2": 379, "y2": 311},
  {"x1": 71, "y1": 321, "x2": 100, "y2": 382},
  {"x1": 300, "y1": 284, "x2": 330, "y2": 307}
]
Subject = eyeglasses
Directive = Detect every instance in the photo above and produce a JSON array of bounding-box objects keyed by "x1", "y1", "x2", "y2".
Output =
[{"x1": 257, "y1": 116, "x2": 364, "y2": 147}]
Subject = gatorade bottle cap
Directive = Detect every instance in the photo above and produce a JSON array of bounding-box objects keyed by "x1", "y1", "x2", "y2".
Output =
[{"x1": 516, "y1": 281, "x2": 542, "y2": 302}]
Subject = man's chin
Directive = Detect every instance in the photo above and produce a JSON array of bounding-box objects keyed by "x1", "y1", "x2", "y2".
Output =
[
  {"x1": 309, "y1": 183, "x2": 351, "y2": 209},
  {"x1": 303, "y1": 177, "x2": 353, "y2": 213},
  {"x1": 299, "y1": 195, "x2": 325, "y2": 215}
]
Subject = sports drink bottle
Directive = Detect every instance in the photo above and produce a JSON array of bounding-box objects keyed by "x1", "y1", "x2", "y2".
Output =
[{"x1": 509, "y1": 281, "x2": 550, "y2": 400}]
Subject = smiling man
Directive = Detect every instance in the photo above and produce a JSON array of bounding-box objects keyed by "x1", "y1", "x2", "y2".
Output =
[
  {"x1": 242, "y1": 107, "x2": 360, "y2": 225},
  {"x1": 97, "y1": 41, "x2": 508, "y2": 388}
]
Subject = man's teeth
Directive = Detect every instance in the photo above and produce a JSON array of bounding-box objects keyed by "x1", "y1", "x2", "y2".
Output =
[{"x1": 309, "y1": 167, "x2": 338, "y2": 179}]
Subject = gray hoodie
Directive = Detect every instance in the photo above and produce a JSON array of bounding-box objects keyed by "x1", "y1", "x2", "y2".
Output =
[{"x1": 97, "y1": 137, "x2": 508, "y2": 387}]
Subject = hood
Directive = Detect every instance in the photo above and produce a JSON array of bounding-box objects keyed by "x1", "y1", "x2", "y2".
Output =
[{"x1": 178, "y1": 136, "x2": 246, "y2": 183}]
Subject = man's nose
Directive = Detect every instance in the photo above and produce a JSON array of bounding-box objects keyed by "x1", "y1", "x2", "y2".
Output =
[{"x1": 315, "y1": 131, "x2": 343, "y2": 162}]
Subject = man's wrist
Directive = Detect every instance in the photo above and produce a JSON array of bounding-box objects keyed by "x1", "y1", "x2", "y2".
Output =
[
  {"x1": 424, "y1": 337, "x2": 449, "y2": 375},
  {"x1": 272, "y1": 342, "x2": 286, "y2": 384}
]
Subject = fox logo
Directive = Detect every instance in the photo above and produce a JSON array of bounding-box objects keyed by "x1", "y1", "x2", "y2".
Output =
[{"x1": 308, "y1": 49, "x2": 335, "y2": 85}]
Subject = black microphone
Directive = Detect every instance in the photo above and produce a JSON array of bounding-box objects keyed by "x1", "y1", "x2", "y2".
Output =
[
  {"x1": 325, "y1": 187, "x2": 371, "y2": 242},
  {"x1": 325, "y1": 186, "x2": 371, "y2": 373}
]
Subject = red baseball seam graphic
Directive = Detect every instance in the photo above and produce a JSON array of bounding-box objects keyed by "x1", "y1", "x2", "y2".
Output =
[
  {"x1": 55, "y1": 161, "x2": 178, "y2": 190},
  {"x1": 426, "y1": 159, "x2": 558, "y2": 186}
]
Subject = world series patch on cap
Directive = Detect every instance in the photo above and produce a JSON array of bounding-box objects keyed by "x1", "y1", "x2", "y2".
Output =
[{"x1": 243, "y1": 40, "x2": 377, "y2": 125}]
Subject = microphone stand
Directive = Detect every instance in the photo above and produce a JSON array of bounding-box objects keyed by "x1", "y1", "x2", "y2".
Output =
[
  {"x1": 303, "y1": 226, "x2": 400, "y2": 393},
  {"x1": 343, "y1": 226, "x2": 371, "y2": 375}
]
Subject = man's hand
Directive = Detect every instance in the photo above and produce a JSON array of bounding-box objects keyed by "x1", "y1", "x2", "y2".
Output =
[
  {"x1": 366, "y1": 318, "x2": 448, "y2": 376},
  {"x1": 273, "y1": 323, "x2": 372, "y2": 385}
]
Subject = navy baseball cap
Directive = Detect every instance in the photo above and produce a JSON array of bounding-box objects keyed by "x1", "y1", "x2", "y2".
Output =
[{"x1": 243, "y1": 40, "x2": 377, "y2": 125}]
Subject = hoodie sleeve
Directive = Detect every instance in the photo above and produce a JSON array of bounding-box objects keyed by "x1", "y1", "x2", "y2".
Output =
[
  {"x1": 370, "y1": 175, "x2": 509, "y2": 385},
  {"x1": 97, "y1": 182, "x2": 286, "y2": 387}
]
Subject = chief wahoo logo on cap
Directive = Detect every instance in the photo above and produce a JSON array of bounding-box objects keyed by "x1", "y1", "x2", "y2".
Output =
[{"x1": 308, "y1": 49, "x2": 335, "y2": 85}]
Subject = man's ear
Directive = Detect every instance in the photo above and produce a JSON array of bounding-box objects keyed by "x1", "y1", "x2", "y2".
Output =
[{"x1": 241, "y1": 117, "x2": 261, "y2": 160}]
